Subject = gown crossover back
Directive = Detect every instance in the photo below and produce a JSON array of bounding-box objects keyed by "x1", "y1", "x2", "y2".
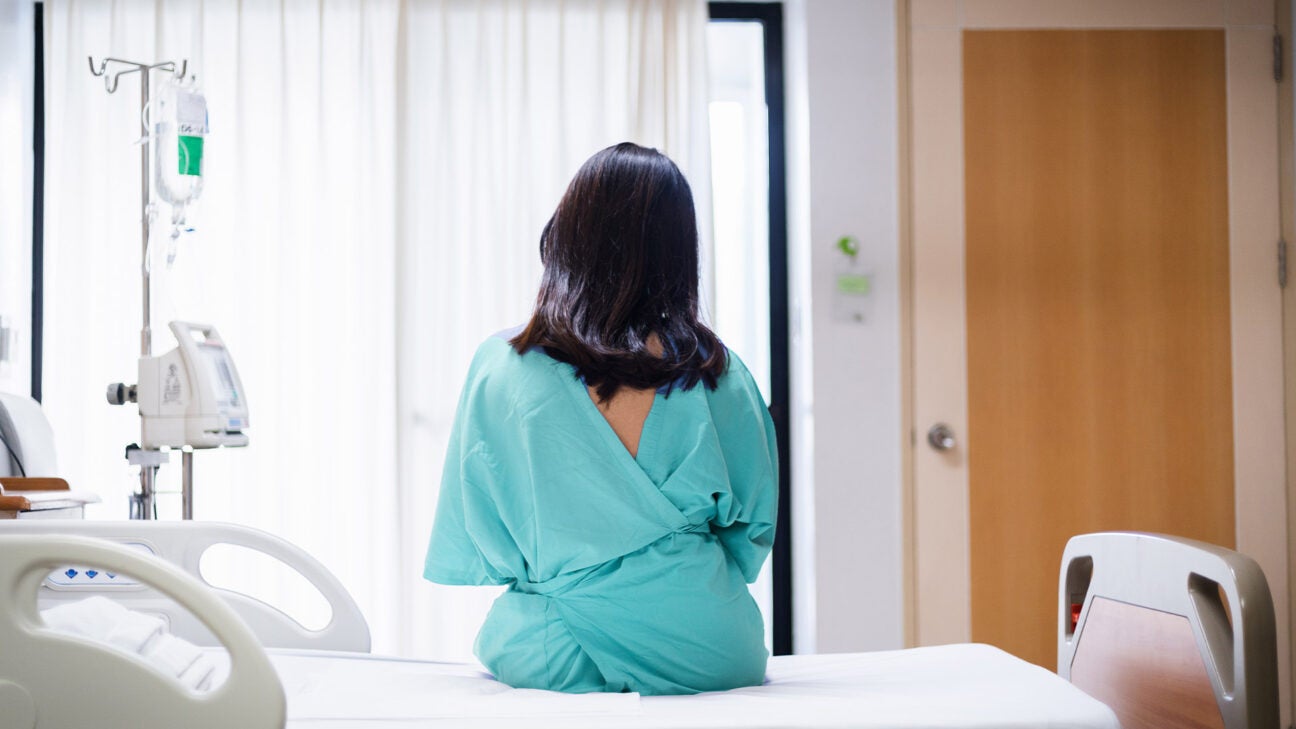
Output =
[{"x1": 425, "y1": 332, "x2": 779, "y2": 695}]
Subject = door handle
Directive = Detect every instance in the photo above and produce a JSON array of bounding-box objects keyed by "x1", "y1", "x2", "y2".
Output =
[{"x1": 927, "y1": 423, "x2": 957, "y2": 451}]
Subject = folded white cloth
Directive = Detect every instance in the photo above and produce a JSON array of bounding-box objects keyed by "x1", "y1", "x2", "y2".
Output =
[
  {"x1": 38, "y1": 595, "x2": 157, "y2": 652},
  {"x1": 41, "y1": 596, "x2": 215, "y2": 691},
  {"x1": 145, "y1": 632, "x2": 216, "y2": 690}
]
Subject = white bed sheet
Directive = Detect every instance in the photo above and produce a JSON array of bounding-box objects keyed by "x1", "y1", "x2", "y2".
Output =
[{"x1": 209, "y1": 643, "x2": 1120, "y2": 729}]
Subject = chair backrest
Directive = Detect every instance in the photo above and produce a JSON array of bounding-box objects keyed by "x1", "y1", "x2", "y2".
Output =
[
  {"x1": 1059, "y1": 532, "x2": 1278, "y2": 729},
  {"x1": 0, "y1": 519, "x2": 371, "y2": 653},
  {"x1": 0, "y1": 392, "x2": 58, "y2": 477}
]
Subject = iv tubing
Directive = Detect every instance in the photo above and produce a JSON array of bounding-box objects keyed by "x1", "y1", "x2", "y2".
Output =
[{"x1": 140, "y1": 64, "x2": 151, "y2": 357}]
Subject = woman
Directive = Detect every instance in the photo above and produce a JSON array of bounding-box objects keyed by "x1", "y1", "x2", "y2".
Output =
[{"x1": 425, "y1": 142, "x2": 777, "y2": 695}]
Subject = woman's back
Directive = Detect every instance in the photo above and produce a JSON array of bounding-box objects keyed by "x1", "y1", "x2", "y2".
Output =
[
  {"x1": 586, "y1": 334, "x2": 666, "y2": 459},
  {"x1": 424, "y1": 332, "x2": 778, "y2": 694}
]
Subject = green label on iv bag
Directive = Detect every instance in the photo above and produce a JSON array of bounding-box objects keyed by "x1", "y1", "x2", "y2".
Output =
[{"x1": 178, "y1": 135, "x2": 204, "y2": 176}]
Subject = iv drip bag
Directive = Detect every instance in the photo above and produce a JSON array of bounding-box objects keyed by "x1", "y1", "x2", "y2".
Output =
[{"x1": 153, "y1": 78, "x2": 207, "y2": 205}]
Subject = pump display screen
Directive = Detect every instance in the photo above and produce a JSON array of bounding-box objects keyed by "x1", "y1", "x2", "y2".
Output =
[{"x1": 198, "y1": 343, "x2": 242, "y2": 409}]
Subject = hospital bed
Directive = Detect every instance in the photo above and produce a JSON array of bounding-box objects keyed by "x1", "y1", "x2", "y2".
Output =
[
  {"x1": 1059, "y1": 533, "x2": 1278, "y2": 729},
  {"x1": 0, "y1": 523, "x2": 1277, "y2": 729}
]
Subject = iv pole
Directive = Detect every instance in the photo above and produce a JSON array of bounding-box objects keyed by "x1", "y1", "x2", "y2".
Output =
[{"x1": 89, "y1": 56, "x2": 194, "y2": 520}]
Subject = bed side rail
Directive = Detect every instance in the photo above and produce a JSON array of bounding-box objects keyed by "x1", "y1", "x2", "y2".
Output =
[
  {"x1": 1058, "y1": 532, "x2": 1277, "y2": 729},
  {"x1": 0, "y1": 520, "x2": 370, "y2": 653},
  {"x1": 0, "y1": 534, "x2": 285, "y2": 729}
]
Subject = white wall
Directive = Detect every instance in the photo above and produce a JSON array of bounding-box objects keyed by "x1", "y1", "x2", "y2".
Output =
[{"x1": 787, "y1": 0, "x2": 905, "y2": 653}]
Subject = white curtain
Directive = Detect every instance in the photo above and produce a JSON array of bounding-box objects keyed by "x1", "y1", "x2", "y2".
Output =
[
  {"x1": 43, "y1": 0, "x2": 710, "y2": 659},
  {"x1": 0, "y1": 0, "x2": 33, "y2": 396}
]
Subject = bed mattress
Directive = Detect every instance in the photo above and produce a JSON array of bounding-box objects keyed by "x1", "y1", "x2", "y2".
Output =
[{"x1": 210, "y1": 643, "x2": 1120, "y2": 728}]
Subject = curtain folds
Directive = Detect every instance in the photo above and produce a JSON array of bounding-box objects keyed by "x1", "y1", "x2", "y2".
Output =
[
  {"x1": 0, "y1": 0, "x2": 33, "y2": 395},
  {"x1": 42, "y1": 0, "x2": 710, "y2": 659}
]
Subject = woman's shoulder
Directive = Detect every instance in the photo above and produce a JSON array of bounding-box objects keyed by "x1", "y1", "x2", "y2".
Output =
[
  {"x1": 695, "y1": 346, "x2": 770, "y2": 429},
  {"x1": 709, "y1": 347, "x2": 760, "y2": 401},
  {"x1": 463, "y1": 326, "x2": 569, "y2": 400},
  {"x1": 467, "y1": 326, "x2": 524, "y2": 365}
]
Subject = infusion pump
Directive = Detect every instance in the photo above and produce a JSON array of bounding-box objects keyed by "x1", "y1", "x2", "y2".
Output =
[{"x1": 110, "y1": 321, "x2": 249, "y2": 449}]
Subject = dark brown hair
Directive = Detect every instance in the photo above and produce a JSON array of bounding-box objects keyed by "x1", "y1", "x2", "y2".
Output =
[{"x1": 511, "y1": 142, "x2": 726, "y2": 401}]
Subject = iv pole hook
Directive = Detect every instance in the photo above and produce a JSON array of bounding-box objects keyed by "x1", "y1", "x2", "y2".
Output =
[{"x1": 87, "y1": 56, "x2": 187, "y2": 95}]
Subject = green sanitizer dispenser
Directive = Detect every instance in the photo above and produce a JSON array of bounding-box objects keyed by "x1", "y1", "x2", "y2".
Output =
[{"x1": 833, "y1": 235, "x2": 873, "y2": 323}]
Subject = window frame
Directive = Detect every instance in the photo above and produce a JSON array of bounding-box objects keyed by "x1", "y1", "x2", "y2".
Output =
[{"x1": 31, "y1": 0, "x2": 44, "y2": 402}]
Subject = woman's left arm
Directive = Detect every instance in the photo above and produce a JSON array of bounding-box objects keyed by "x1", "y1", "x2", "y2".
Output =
[{"x1": 710, "y1": 357, "x2": 780, "y2": 584}]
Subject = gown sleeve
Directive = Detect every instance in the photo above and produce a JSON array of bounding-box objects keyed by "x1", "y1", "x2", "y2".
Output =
[
  {"x1": 423, "y1": 351, "x2": 518, "y2": 587},
  {"x1": 708, "y1": 353, "x2": 779, "y2": 584}
]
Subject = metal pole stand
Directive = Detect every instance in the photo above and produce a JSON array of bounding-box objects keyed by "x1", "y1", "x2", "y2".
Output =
[
  {"x1": 91, "y1": 56, "x2": 192, "y2": 522},
  {"x1": 126, "y1": 445, "x2": 169, "y2": 520},
  {"x1": 181, "y1": 448, "x2": 194, "y2": 520}
]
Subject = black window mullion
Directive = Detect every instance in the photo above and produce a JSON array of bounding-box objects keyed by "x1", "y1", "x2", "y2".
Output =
[{"x1": 31, "y1": 0, "x2": 44, "y2": 402}]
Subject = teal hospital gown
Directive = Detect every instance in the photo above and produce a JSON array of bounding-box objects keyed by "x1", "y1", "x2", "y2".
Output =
[{"x1": 424, "y1": 333, "x2": 778, "y2": 695}]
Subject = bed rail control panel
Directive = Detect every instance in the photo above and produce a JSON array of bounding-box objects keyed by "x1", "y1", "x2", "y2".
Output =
[{"x1": 45, "y1": 542, "x2": 154, "y2": 587}]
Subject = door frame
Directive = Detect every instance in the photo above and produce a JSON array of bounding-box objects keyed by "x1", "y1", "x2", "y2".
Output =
[
  {"x1": 898, "y1": 0, "x2": 1290, "y2": 722},
  {"x1": 1278, "y1": 0, "x2": 1296, "y2": 721}
]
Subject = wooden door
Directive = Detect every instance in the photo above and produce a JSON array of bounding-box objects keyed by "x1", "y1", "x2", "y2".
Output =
[
  {"x1": 907, "y1": 0, "x2": 1288, "y2": 719},
  {"x1": 964, "y1": 29, "x2": 1234, "y2": 667}
]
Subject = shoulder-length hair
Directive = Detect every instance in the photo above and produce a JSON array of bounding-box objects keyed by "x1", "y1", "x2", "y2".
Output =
[{"x1": 510, "y1": 142, "x2": 726, "y2": 401}]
